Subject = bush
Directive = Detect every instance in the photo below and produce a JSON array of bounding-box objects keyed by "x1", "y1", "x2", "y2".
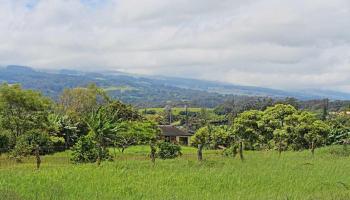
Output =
[
  {"x1": 157, "y1": 142, "x2": 182, "y2": 159},
  {"x1": 71, "y1": 136, "x2": 112, "y2": 163},
  {"x1": 223, "y1": 145, "x2": 238, "y2": 157}
]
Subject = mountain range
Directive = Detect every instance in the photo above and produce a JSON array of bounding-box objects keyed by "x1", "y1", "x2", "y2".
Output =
[{"x1": 1, "y1": 65, "x2": 350, "y2": 107}]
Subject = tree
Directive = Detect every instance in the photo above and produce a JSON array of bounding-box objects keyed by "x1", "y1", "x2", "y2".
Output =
[
  {"x1": 286, "y1": 111, "x2": 317, "y2": 151},
  {"x1": 150, "y1": 138, "x2": 157, "y2": 164},
  {"x1": 327, "y1": 114, "x2": 350, "y2": 149},
  {"x1": 231, "y1": 110, "x2": 263, "y2": 160},
  {"x1": 191, "y1": 126, "x2": 211, "y2": 161},
  {"x1": 322, "y1": 98, "x2": 329, "y2": 121},
  {"x1": 273, "y1": 128, "x2": 288, "y2": 155},
  {"x1": 262, "y1": 104, "x2": 297, "y2": 146},
  {"x1": 104, "y1": 100, "x2": 141, "y2": 121},
  {"x1": 58, "y1": 84, "x2": 107, "y2": 119},
  {"x1": 114, "y1": 121, "x2": 159, "y2": 153},
  {"x1": 58, "y1": 84, "x2": 109, "y2": 139},
  {"x1": 0, "y1": 84, "x2": 51, "y2": 144},
  {"x1": 84, "y1": 106, "x2": 116, "y2": 165},
  {"x1": 10, "y1": 130, "x2": 52, "y2": 169},
  {"x1": 305, "y1": 120, "x2": 330, "y2": 155},
  {"x1": 47, "y1": 114, "x2": 78, "y2": 150},
  {"x1": 209, "y1": 126, "x2": 232, "y2": 149}
]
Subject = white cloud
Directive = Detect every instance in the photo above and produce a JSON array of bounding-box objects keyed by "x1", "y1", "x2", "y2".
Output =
[{"x1": 0, "y1": 0, "x2": 350, "y2": 91}]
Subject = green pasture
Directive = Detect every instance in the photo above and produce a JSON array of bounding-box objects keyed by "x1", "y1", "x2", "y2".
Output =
[{"x1": 1, "y1": 146, "x2": 350, "y2": 200}]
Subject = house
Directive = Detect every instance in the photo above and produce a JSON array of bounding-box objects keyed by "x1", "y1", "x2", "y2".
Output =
[{"x1": 158, "y1": 125, "x2": 193, "y2": 146}]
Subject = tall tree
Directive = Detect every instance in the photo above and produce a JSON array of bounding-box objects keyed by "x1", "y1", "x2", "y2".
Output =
[
  {"x1": 0, "y1": 84, "x2": 51, "y2": 145},
  {"x1": 231, "y1": 110, "x2": 263, "y2": 160}
]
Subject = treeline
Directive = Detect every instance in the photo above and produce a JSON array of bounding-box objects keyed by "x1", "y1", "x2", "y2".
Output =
[
  {"x1": 0, "y1": 83, "x2": 159, "y2": 168},
  {"x1": 212, "y1": 96, "x2": 350, "y2": 117},
  {"x1": 1, "y1": 83, "x2": 350, "y2": 168},
  {"x1": 191, "y1": 104, "x2": 350, "y2": 160}
]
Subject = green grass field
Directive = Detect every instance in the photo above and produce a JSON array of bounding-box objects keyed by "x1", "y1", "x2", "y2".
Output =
[{"x1": 1, "y1": 146, "x2": 350, "y2": 200}]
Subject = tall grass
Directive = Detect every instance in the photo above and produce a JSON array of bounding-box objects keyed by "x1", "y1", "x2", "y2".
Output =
[{"x1": 1, "y1": 146, "x2": 350, "y2": 200}]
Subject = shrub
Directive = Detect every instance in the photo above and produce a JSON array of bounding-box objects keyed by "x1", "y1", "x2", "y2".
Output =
[
  {"x1": 157, "y1": 142, "x2": 182, "y2": 159},
  {"x1": 223, "y1": 145, "x2": 238, "y2": 157},
  {"x1": 71, "y1": 136, "x2": 112, "y2": 163}
]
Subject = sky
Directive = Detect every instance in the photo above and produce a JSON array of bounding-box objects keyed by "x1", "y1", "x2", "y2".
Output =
[{"x1": 0, "y1": 0, "x2": 350, "y2": 91}]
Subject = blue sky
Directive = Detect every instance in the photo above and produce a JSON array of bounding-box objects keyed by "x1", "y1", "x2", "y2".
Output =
[{"x1": 0, "y1": 0, "x2": 350, "y2": 91}]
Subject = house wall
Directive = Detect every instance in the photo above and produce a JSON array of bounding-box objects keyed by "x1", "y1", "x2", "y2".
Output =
[
  {"x1": 161, "y1": 135, "x2": 191, "y2": 146},
  {"x1": 176, "y1": 136, "x2": 191, "y2": 146}
]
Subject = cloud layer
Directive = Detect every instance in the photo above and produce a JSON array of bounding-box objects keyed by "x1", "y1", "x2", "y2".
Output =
[{"x1": 1, "y1": 0, "x2": 350, "y2": 91}]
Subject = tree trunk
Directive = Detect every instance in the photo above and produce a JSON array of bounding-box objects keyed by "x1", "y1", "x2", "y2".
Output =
[
  {"x1": 197, "y1": 144, "x2": 203, "y2": 161},
  {"x1": 278, "y1": 141, "x2": 282, "y2": 157},
  {"x1": 35, "y1": 145, "x2": 41, "y2": 170},
  {"x1": 239, "y1": 141, "x2": 244, "y2": 161},
  {"x1": 232, "y1": 145, "x2": 238, "y2": 158},
  {"x1": 150, "y1": 143, "x2": 156, "y2": 165},
  {"x1": 311, "y1": 141, "x2": 315, "y2": 156},
  {"x1": 96, "y1": 144, "x2": 102, "y2": 166}
]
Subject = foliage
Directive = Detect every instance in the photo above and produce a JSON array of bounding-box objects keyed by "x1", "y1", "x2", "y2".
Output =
[
  {"x1": 157, "y1": 142, "x2": 182, "y2": 159},
  {"x1": 304, "y1": 120, "x2": 330, "y2": 154},
  {"x1": 232, "y1": 110, "x2": 263, "y2": 149},
  {"x1": 191, "y1": 126, "x2": 211, "y2": 147},
  {"x1": 191, "y1": 126, "x2": 232, "y2": 149},
  {"x1": 0, "y1": 84, "x2": 52, "y2": 140},
  {"x1": 47, "y1": 114, "x2": 78, "y2": 150},
  {"x1": 58, "y1": 84, "x2": 107, "y2": 119},
  {"x1": 114, "y1": 121, "x2": 159, "y2": 152},
  {"x1": 327, "y1": 114, "x2": 350, "y2": 145},
  {"x1": 10, "y1": 130, "x2": 53, "y2": 161},
  {"x1": 83, "y1": 106, "x2": 117, "y2": 165},
  {"x1": 0, "y1": 132, "x2": 10, "y2": 154},
  {"x1": 71, "y1": 135, "x2": 111, "y2": 163}
]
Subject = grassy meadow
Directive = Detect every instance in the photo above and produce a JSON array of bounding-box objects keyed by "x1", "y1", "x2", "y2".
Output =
[{"x1": 1, "y1": 146, "x2": 350, "y2": 200}]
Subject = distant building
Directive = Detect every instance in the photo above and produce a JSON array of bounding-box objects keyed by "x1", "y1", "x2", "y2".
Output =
[{"x1": 158, "y1": 125, "x2": 193, "y2": 146}]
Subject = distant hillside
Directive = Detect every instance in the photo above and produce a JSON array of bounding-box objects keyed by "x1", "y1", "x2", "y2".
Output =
[{"x1": 1, "y1": 65, "x2": 350, "y2": 107}]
